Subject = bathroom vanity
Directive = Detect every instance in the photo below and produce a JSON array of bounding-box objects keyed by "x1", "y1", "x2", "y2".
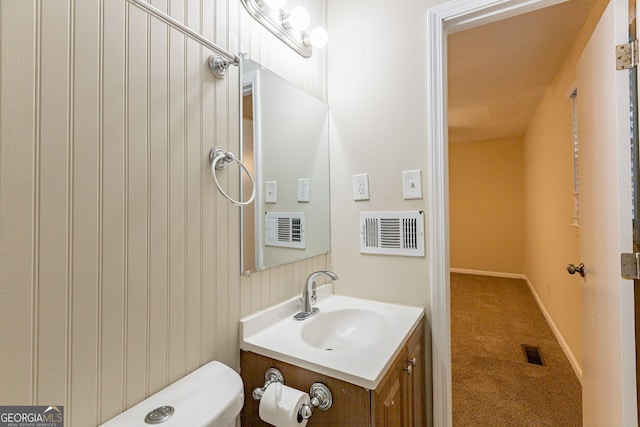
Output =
[{"x1": 238, "y1": 285, "x2": 426, "y2": 426}]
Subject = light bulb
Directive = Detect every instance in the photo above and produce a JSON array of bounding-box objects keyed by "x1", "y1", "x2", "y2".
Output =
[
  {"x1": 308, "y1": 26, "x2": 328, "y2": 48},
  {"x1": 263, "y1": 0, "x2": 286, "y2": 9},
  {"x1": 287, "y1": 6, "x2": 310, "y2": 31}
]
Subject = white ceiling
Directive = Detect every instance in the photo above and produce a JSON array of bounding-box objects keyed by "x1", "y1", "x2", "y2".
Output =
[{"x1": 447, "y1": 0, "x2": 596, "y2": 143}]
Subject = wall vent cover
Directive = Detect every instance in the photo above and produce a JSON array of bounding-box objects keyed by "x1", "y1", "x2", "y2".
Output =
[
  {"x1": 360, "y1": 211, "x2": 424, "y2": 256},
  {"x1": 265, "y1": 212, "x2": 305, "y2": 249}
]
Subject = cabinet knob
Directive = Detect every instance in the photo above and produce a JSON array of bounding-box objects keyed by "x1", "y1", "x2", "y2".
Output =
[
  {"x1": 408, "y1": 357, "x2": 416, "y2": 366},
  {"x1": 403, "y1": 365, "x2": 413, "y2": 375}
]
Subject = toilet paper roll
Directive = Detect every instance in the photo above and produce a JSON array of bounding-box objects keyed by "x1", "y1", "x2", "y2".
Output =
[{"x1": 259, "y1": 382, "x2": 311, "y2": 427}]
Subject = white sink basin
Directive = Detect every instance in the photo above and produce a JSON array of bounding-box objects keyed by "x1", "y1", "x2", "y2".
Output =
[
  {"x1": 301, "y1": 309, "x2": 389, "y2": 351},
  {"x1": 240, "y1": 284, "x2": 424, "y2": 389}
]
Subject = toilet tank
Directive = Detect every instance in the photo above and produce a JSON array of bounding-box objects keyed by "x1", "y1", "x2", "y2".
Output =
[{"x1": 100, "y1": 361, "x2": 244, "y2": 427}]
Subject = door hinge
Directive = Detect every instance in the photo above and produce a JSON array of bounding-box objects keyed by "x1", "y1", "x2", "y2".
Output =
[
  {"x1": 621, "y1": 252, "x2": 640, "y2": 279},
  {"x1": 616, "y1": 40, "x2": 639, "y2": 70}
]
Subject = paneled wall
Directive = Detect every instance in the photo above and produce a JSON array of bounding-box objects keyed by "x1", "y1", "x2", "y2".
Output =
[{"x1": 0, "y1": 0, "x2": 327, "y2": 425}]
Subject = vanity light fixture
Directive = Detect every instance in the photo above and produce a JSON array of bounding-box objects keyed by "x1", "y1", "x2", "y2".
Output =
[
  {"x1": 285, "y1": 6, "x2": 310, "y2": 31},
  {"x1": 305, "y1": 26, "x2": 328, "y2": 49},
  {"x1": 259, "y1": 0, "x2": 287, "y2": 8},
  {"x1": 240, "y1": 0, "x2": 328, "y2": 57}
]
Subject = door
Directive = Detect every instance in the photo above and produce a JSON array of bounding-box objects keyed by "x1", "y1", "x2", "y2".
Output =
[
  {"x1": 576, "y1": 0, "x2": 637, "y2": 423},
  {"x1": 373, "y1": 347, "x2": 409, "y2": 427}
]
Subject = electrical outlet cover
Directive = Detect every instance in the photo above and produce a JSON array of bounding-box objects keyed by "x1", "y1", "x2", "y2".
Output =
[{"x1": 353, "y1": 173, "x2": 370, "y2": 200}]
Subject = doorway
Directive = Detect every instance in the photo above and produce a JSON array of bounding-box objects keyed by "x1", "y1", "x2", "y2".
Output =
[
  {"x1": 447, "y1": 3, "x2": 591, "y2": 422},
  {"x1": 427, "y1": 0, "x2": 637, "y2": 424}
]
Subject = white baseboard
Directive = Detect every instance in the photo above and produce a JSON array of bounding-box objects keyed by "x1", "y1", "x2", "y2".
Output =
[
  {"x1": 450, "y1": 268, "x2": 526, "y2": 280},
  {"x1": 524, "y1": 277, "x2": 583, "y2": 383},
  {"x1": 449, "y1": 268, "x2": 583, "y2": 384}
]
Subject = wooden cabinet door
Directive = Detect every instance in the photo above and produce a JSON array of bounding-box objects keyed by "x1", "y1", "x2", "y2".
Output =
[
  {"x1": 239, "y1": 351, "x2": 371, "y2": 427},
  {"x1": 406, "y1": 321, "x2": 426, "y2": 427},
  {"x1": 373, "y1": 347, "x2": 409, "y2": 427}
]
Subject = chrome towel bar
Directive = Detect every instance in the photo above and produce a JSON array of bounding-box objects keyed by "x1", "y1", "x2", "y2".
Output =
[{"x1": 127, "y1": 0, "x2": 240, "y2": 78}]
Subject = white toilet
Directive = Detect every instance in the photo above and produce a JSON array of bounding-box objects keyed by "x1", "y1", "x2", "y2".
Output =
[{"x1": 100, "y1": 361, "x2": 244, "y2": 427}]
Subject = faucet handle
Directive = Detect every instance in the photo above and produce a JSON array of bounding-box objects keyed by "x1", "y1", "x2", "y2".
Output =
[{"x1": 299, "y1": 291, "x2": 317, "y2": 309}]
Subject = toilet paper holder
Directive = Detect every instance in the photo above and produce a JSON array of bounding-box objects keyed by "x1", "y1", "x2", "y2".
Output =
[
  {"x1": 251, "y1": 367, "x2": 333, "y2": 418},
  {"x1": 252, "y1": 368, "x2": 285, "y2": 400}
]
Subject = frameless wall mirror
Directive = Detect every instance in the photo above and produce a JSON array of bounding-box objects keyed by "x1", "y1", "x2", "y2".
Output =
[{"x1": 241, "y1": 57, "x2": 330, "y2": 274}]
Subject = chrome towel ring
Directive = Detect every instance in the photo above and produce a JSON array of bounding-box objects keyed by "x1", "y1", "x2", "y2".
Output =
[{"x1": 209, "y1": 147, "x2": 256, "y2": 206}]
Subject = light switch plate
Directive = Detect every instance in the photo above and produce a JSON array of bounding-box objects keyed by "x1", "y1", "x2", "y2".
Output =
[
  {"x1": 265, "y1": 181, "x2": 277, "y2": 203},
  {"x1": 298, "y1": 178, "x2": 310, "y2": 202},
  {"x1": 402, "y1": 170, "x2": 422, "y2": 199},
  {"x1": 353, "y1": 173, "x2": 370, "y2": 200}
]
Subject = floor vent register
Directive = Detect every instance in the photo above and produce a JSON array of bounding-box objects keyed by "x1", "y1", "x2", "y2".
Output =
[{"x1": 521, "y1": 344, "x2": 545, "y2": 366}]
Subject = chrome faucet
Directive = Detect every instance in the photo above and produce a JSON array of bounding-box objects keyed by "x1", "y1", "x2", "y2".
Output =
[{"x1": 293, "y1": 271, "x2": 338, "y2": 321}]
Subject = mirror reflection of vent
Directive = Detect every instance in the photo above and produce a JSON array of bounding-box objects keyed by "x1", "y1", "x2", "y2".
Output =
[
  {"x1": 265, "y1": 212, "x2": 305, "y2": 249},
  {"x1": 360, "y1": 211, "x2": 424, "y2": 256}
]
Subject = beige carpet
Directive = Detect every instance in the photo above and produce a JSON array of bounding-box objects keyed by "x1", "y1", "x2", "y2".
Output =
[{"x1": 451, "y1": 273, "x2": 582, "y2": 426}]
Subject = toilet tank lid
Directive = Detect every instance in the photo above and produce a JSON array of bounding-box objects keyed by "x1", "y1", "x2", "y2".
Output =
[{"x1": 99, "y1": 361, "x2": 244, "y2": 427}]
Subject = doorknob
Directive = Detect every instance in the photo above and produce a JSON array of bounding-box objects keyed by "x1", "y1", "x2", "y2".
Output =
[{"x1": 566, "y1": 263, "x2": 585, "y2": 277}]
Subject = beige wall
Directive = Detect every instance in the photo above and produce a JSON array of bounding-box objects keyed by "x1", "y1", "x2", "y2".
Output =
[
  {"x1": 449, "y1": 137, "x2": 525, "y2": 275},
  {"x1": 0, "y1": 0, "x2": 327, "y2": 425},
  {"x1": 327, "y1": 0, "x2": 431, "y2": 304},
  {"x1": 523, "y1": 82, "x2": 582, "y2": 370},
  {"x1": 327, "y1": 0, "x2": 435, "y2": 423},
  {"x1": 522, "y1": 0, "x2": 608, "y2": 376}
]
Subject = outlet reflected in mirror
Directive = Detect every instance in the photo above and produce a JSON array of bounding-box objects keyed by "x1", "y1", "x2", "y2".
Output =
[{"x1": 241, "y1": 58, "x2": 330, "y2": 274}]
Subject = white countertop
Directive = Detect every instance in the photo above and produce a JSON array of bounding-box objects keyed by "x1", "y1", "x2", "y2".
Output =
[{"x1": 239, "y1": 285, "x2": 424, "y2": 390}]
